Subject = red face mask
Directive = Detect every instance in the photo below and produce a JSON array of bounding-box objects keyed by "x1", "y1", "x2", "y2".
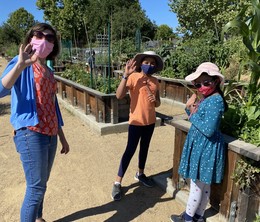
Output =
[{"x1": 198, "y1": 85, "x2": 216, "y2": 96}]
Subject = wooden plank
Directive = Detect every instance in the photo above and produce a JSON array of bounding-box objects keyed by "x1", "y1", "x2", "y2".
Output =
[
  {"x1": 94, "y1": 97, "x2": 99, "y2": 122},
  {"x1": 71, "y1": 86, "x2": 76, "y2": 105},
  {"x1": 83, "y1": 91, "x2": 90, "y2": 114},
  {"x1": 65, "y1": 85, "x2": 72, "y2": 103},
  {"x1": 160, "y1": 79, "x2": 166, "y2": 98},
  {"x1": 111, "y1": 98, "x2": 118, "y2": 124},
  {"x1": 210, "y1": 150, "x2": 239, "y2": 217},
  {"x1": 172, "y1": 128, "x2": 187, "y2": 189},
  {"x1": 89, "y1": 95, "x2": 96, "y2": 118},
  {"x1": 76, "y1": 90, "x2": 84, "y2": 110},
  {"x1": 104, "y1": 97, "x2": 111, "y2": 123}
]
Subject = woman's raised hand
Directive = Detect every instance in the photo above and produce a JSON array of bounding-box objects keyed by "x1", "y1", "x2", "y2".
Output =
[{"x1": 18, "y1": 44, "x2": 36, "y2": 68}]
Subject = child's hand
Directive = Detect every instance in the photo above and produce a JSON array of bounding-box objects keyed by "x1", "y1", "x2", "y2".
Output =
[
  {"x1": 186, "y1": 93, "x2": 197, "y2": 108},
  {"x1": 124, "y1": 59, "x2": 136, "y2": 77},
  {"x1": 144, "y1": 80, "x2": 156, "y2": 103},
  {"x1": 147, "y1": 91, "x2": 156, "y2": 103}
]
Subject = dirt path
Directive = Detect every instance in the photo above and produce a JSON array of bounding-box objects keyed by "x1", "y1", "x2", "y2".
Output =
[{"x1": 0, "y1": 57, "x2": 186, "y2": 222}]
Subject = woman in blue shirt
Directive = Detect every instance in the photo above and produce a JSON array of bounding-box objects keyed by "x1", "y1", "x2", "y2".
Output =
[
  {"x1": 0, "y1": 23, "x2": 69, "y2": 222},
  {"x1": 170, "y1": 62, "x2": 228, "y2": 222}
]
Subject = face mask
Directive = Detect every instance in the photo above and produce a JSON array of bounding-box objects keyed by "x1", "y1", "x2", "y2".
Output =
[
  {"x1": 31, "y1": 38, "x2": 54, "y2": 58},
  {"x1": 198, "y1": 85, "x2": 216, "y2": 96},
  {"x1": 141, "y1": 64, "x2": 155, "y2": 75}
]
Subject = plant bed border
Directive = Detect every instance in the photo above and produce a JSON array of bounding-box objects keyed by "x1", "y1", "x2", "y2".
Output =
[{"x1": 171, "y1": 119, "x2": 259, "y2": 222}]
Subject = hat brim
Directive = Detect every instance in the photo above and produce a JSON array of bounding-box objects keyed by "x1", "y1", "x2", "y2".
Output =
[
  {"x1": 133, "y1": 53, "x2": 164, "y2": 73},
  {"x1": 185, "y1": 69, "x2": 224, "y2": 83}
]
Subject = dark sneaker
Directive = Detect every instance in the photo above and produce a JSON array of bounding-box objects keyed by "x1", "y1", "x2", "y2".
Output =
[
  {"x1": 111, "y1": 183, "x2": 122, "y2": 201},
  {"x1": 134, "y1": 173, "x2": 154, "y2": 188},
  {"x1": 193, "y1": 217, "x2": 206, "y2": 222},
  {"x1": 170, "y1": 212, "x2": 185, "y2": 222}
]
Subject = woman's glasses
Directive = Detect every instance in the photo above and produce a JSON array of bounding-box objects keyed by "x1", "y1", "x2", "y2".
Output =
[
  {"x1": 33, "y1": 31, "x2": 55, "y2": 43},
  {"x1": 194, "y1": 80, "x2": 214, "y2": 88}
]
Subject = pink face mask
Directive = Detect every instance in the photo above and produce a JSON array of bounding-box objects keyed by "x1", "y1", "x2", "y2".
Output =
[
  {"x1": 198, "y1": 85, "x2": 216, "y2": 96},
  {"x1": 31, "y1": 37, "x2": 54, "y2": 58}
]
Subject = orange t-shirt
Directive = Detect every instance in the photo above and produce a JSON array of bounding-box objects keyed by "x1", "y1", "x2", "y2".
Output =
[
  {"x1": 28, "y1": 63, "x2": 58, "y2": 135},
  {"x1": 126, "y1": 72, "x2": 159, "y2": 125}
]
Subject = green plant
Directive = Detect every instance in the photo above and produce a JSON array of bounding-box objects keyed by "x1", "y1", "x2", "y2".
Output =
[
  {"x1": 254, "y1": 214, "x2": 260, "y2": 222},
  {"x1": 221, "y1": 0, "x2": 260, "y2": 146},
  {"x1": 221, "y1": 82, "x2": 260, "y2": 146},
  {"x1": 232, "y1": 158, "x2": 260, "y2": 191},
  {"x1": 60, "y1": 63, "x2": 120, "y2": 93},
  {"x1": 222, "y1": 0, "x2": 260, "y2": 106},
  {"x1": 60, "y1": 63, "x2": 90, "y2": 85},
  {"x1": 5, "y1": 42, "x2": 19, "y2": 58}
]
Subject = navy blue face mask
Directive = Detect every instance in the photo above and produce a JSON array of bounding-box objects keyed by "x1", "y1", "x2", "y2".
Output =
[{"x1": 141, "y1": 64, "x2": 156, "y2": 75}]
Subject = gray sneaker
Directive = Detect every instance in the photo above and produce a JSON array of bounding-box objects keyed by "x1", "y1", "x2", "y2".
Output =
[
  {"x1": 134, "y1": 173, "x2": 154, "y2": 188},
  {"x1": 111, "y1": 183, "x2": 122, "y2": 201},
  {"x1": 170, "y1": 212, "x2": 185, "y2": 222}
]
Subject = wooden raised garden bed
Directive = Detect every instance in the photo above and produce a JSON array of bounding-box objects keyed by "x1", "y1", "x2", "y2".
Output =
[{"x1": 171, "y1": 120, "x2": 260, "y2": 222}]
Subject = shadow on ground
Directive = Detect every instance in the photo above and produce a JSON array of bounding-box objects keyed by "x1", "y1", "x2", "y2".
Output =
[
  {"x1": 53, "y1": 172, "x2": 173, "y2": 222},
  {"x1": 0, "y1": 102, "x2": 10, "y2": 115}
]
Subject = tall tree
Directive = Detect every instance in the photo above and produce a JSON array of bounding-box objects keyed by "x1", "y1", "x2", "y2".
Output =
[
  {"x1": 155, "y1": 24, "x2": 176, "y2": 40},
  {"x1": 36, "y1": 0, "x2": 156, "y2": 44},
  {"x1": 169, "y1": 0, "x2": 250, "y2": 38},
  {"x1": 6, "y1": 7, "x2": 35, "y2": 42},
  {"x1": 36, "y1": 0, "x2": 89, "y2": 40}
]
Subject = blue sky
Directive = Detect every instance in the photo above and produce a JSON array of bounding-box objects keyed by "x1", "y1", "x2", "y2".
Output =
[{"x1": 0, "y1": 0, "x2": 178, "y2": 30}]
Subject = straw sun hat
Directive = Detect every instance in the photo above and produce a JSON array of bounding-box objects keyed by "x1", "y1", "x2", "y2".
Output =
[
  {"x1": 185, "y1": 62, "x2": 225, "y2": 84},
  {"x1": 133, "y1": 51, "x2": 164, "y2": 73}
]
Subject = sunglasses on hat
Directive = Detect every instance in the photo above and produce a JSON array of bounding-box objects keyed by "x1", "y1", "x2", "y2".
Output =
[{"x1": 33, "y1": 31, "x2": 55, "y2": 43}]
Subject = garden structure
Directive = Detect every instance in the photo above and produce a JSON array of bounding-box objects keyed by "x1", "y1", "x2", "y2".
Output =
[
  {"x1": 54, "y1": 74, "x2": 191, "y2": 124},
  {"x1": 172, "y1": 120, "x2": 259, "y2": 222},
  {"x1": 53, "y1": 72, "x2": 259, "y2": 222}
]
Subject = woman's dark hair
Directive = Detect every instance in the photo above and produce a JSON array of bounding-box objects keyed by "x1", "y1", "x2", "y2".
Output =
[
  {"x1": 212, "y1": 76, "x2": 228, "y2": 112},
  {"x1": 23, "y1": 23, "x2": 60, "y2": 60}
]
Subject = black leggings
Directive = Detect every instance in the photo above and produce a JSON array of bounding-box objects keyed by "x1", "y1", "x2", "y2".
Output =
[{"x1": 117, "y1": 124, "x2": 155, "y2": 178}]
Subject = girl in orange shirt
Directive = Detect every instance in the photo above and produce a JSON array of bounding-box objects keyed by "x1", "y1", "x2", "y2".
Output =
[{"x1": 111, "y1": 51, "x2": 164, "y2": 201}]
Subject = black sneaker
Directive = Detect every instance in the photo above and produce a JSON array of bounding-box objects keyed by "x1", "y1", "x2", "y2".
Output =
[
  {"x1": 134, "y1": 173, "x2": 154, "y2": 188},
  {"x1": 193, "y1": 217, "x2": 206, "y2": 222},
  {"x1": 170, "y1": 212, "x2": 185, "y2": 222},
  {"x1": 111, "y1": 183, "x2": 122, "y2": 201}
]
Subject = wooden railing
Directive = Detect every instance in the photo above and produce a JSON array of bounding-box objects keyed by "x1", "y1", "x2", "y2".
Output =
[
  {"x1": 55, "y1": 75, "x2": 130, "y2": 124},
  {"x1": 158, "y1": 77, "x2": 193, "y2": 103},
  {"x1": 171, "y1": 120, "x2": 260, "y2": 222},
  {"x1": 54, "y1": 75, "x2": 194, "y2": 124}
]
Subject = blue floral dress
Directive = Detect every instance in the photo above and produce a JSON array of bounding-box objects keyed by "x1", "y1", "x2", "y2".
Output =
[{"x1": 178, "y1": 94, "x2": 226, "y2": 184}]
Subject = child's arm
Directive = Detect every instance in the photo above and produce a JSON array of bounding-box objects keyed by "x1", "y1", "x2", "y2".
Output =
[
  {"x1": 189, "y1": 96, "x2": 224, "y2": 137},
  {"x1": 116, "y1": 59, "x2": 136, "y2": 99}
]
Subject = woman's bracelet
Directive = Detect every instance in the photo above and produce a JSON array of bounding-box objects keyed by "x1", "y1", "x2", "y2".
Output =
[{"x1": 122, "y1": 75, "x2": 128, "y2": 80}]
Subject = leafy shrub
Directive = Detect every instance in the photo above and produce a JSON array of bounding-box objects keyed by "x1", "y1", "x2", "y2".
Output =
[
  {"x1": 254, "y1": 214, "x2": 260, "y2": 222},
  {"x1": 60, "y1": 63, "x2": 120, "y2": 93},
  {"x1": 4, "y1": 43, "x2": 19, "y2": 58},
  {"x1": 221, "y1": 84, "x2": 260, "y2": 146},
  {"x1": 232, "y1": 158, "x2": 260, "y2": 192}
]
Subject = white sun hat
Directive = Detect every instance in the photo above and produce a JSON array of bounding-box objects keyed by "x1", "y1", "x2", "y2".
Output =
[
  {"x1": 185, "y1": 62, "x2": 225, "y2": 83},
  {"x1": 133, "y1": 51, "x2": 164, "y2": 73}
]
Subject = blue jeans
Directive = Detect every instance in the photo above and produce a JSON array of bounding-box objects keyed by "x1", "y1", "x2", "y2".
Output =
[
  {"x1": 13, "y1": 128, "x2": 57, "y2": 222},
  {"x1": 117, "y1": 124, "x2": 155, "y2": 178}
]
